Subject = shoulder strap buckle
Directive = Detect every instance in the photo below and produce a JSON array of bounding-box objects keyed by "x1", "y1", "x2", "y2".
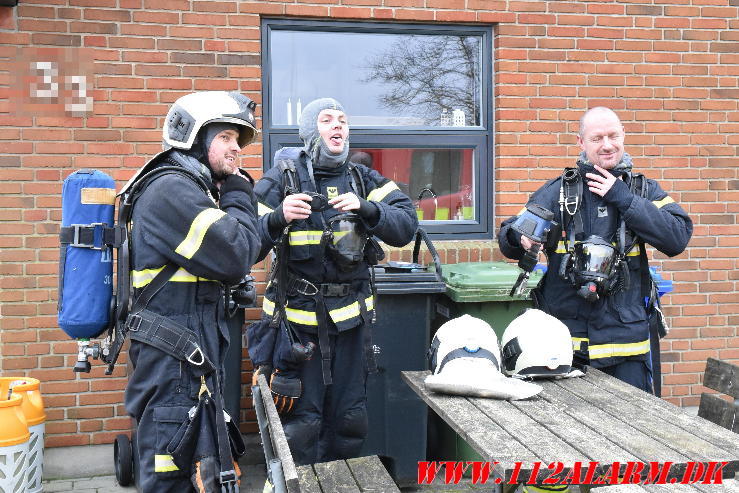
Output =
[
  {"x1": 186, "y1": 347, "x2": 205, "y2": 366},
  {"x1": 564, "y1": 194, "x2": 580, "y2": 216}
]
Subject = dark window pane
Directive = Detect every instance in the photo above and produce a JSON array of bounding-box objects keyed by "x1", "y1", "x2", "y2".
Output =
[
  {"x1": 350, "y1": 148, "x2": 475, "y2": 222},
  {"x1": 270, "y1": 30, "x2": 482, "y2": 127}
]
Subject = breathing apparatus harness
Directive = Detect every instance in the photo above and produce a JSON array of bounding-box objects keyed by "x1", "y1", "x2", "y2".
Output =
[
  {"x1": 268, "y1": 151, "x2": 380, "y2": 389},
  {"x1": 556, "y1": 167, "x2": 647, "y2": 302},
  {"x1": 108, "y1": 163, "x2": 243, "y2": 491}
]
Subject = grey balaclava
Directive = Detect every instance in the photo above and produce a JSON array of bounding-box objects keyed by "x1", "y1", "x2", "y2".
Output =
[
  {"x1": 298, "y1": 98, "x2": 349, "y2": 169},
  {"x1": 576, "y1": 150, "x2": 634, "y2": 178}
]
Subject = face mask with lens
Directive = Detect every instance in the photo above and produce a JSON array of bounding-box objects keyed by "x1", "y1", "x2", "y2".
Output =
[
  {"x1": 570, "y1": 235, "x2": 619, "y2": 302},
  {"x1": 324, "y1": 213, "x2": 369, "y2": 272}
]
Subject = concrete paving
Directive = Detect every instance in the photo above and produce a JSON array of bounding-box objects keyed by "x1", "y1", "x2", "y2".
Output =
[{"x1": 41, "y1": 433, "x2": 488, "y2": 492}]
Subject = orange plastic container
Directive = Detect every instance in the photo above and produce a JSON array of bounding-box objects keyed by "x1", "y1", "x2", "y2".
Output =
[
  {"x1": 4, "y1": 378, "x2": 46, "y2": 427},
  {"x1": 1, "y1": 377, "x2": 45, "y2": 493},
  {"x1": 0, "y1": 393, "x2": 29, "y2": 447},
  {"x1": 0, "y1": 393, "x2": 30, "y2": 493}
]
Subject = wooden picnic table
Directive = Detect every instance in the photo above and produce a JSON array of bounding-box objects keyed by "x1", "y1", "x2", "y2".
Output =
[{"x1": 402, "y1": 369, "x2": 739, "y2": 490}]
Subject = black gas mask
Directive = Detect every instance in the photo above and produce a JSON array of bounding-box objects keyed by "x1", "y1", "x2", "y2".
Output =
[
  {"x1": 323, "y1": 213, "x2": 369, "y2": 272},
  {"x1": 561, "y1": 235, "x2": 619, "y2": 302}
]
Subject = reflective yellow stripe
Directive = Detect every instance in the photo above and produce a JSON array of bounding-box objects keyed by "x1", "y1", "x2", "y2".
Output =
[
  {"x1": 262, "y1": 295, "x2": 374, "y2": 326},
  {"x1": 289, "y1": 231, "x2": 323, "y2": 246},
  {"x1": 262, "y1": 297, "x2": 318, "y2": 326},
  {"x1": 131, "y1": 266, "x2": 216, "y2": 288},
  {"x1": 154, "y1": 454, "x2": 179, "y2": 473},
  {"x1": 258, "y1": 202, "x2": 273, "y2": 217},
  {"x1": 588, "y1": 339, "x2": 651, "y2": 359},
  {"x1": 329, "y1": 296, "x2": 374, "y2": 323},
  {"x1": 555, "y1": 240, "x2": 568, "y2": 254},
  {"x1": 572, "y1": 337, "x2": 589, "y2": 352},
  {"x1": 175, "y1": 208, "x2": 226, "y2": 259},
  {"x1": 653, "y1": 196, "x2": 674, "y2": 208},
  {"x1": 367, "y1": 181, "x2": 399, "y2": 202},
  {"x1": 523, "y1": 485, "x2": 570, "y2": 492}
]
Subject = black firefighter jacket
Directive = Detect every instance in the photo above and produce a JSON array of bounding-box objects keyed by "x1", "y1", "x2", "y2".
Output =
[
  {"x1": 125, "y1": 150, "x2": 260, "y2": 419},
  {"x1": 249, "y1": 149, "x2": 417, "y2": 367},
  {"x1": 498, "y1": 160, "x2": 692, "y2": 369}
]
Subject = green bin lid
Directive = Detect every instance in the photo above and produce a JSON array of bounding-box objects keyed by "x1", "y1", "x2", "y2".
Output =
[{"x1": 441, "y1": 261, "x2": 543, "y2": 302}]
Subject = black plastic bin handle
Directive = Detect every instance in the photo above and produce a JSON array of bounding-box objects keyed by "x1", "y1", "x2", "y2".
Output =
[{"x1": 412, "y1": 228, "x2": 443, "y2": 282}]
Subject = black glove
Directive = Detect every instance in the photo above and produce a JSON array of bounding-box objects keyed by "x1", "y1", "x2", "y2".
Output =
[{"x1": 269, "y1": 369, "x2": 302, "y2": 416}]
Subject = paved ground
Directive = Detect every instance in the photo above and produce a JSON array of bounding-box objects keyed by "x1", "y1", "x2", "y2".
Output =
[
  {"x1": 41, "y1": 435, "x2": 487, "y2": 492},
  {"x1": 42, "y1": 466, "x2": 269, "y2": 493}
]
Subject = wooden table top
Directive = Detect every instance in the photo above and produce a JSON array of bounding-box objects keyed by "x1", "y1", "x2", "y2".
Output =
[{"x1": 402, "y1": 369, "x2": 739, "y2": 489}]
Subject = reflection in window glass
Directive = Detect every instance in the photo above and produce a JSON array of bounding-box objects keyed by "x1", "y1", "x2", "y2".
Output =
[
  {"x1": 350, "y1": 148, "x2": 475, "y2": 221},
  {"x1": 270, "y1": 30, "x2": 481, "y2": 127}
]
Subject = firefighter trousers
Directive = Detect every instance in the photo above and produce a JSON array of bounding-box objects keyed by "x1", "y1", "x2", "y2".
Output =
[{"x1": 281, "y1": 326, "x2": 369, "y2": 466}]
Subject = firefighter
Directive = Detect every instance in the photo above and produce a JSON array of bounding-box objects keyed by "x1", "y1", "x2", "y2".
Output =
[
  {"x1": 498, "y1": 107, "x2": 692, "y2": 394},
  {"x1": 500, "y1": 107, "x2": 693, "y2": 493},
  {"x1": 123, "y1": 91, "x2": 260, "y2": 492},
  {"x1": 248, "y1": 98, "x2": 417, "y2": 465}
]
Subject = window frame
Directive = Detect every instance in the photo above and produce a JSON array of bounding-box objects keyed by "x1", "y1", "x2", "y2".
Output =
[{"x1": 261, "y1": 18, "x2": 495, "y2": 239}]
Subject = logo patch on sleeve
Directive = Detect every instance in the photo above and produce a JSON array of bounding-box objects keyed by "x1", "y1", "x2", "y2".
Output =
[{"x1": 326, "y1": 186, "x2": 339, "y2": 199}]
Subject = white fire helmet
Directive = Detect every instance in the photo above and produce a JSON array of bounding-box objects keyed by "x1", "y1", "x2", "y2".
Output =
[
  {"x1": 425, "y1": 315, "x2": 542, "y2": 400},
  {"x1": 500, "y1": 309, "x2": 573, "y2": 379},
  {"x1": 163, "y1": 91, "x2": 258, "y2": 151}
]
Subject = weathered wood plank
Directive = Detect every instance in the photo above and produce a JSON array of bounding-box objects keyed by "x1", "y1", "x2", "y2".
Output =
[
  {"x1": 471, "y1": 387, "x2": 591, "y2": 483},
  {"x1": 563, "y1": 374, "x2": 738, "y2": 475},
  {"x1": 345, "y1": 456, "x2": 400, "y2": 492},
  {"x1": 587, "y1": 369, "x2": 739, "y2": 457},
  {"x1": 312, "y1": 459, "x2": 361, "y2": 493},
  {"x1": 402, "y1": 370, "x2": 536, "y2": 481},
  {"x1": 698, "y1": 392, "x2": 737, "y2": 431},
  {"x1": 545, "y1": 376, "x2": 692, "y2": 482},
  {"x1": 703, "y1": 358, "x2": 739, "y2": 399},
  {"x1": 509, "y1": 383, "x2": 639, "y2": 476},
  {"x1": 690, "y1": 477, "x2": 739, "y2": 493},
  {"x1": 297, "y1": 464, "x2": 322, "y2": 493},
  {"x1": 258, "y1": 374, "x2": 301, "y2": 493}
]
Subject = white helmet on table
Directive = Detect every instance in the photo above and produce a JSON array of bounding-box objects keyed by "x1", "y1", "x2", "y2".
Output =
[
  {"x1": 500, "y1": 309, "x2": 573, "y2": 379},
  {"x1": 425, "y1": 315, "x2": 541, "y2": 400}
]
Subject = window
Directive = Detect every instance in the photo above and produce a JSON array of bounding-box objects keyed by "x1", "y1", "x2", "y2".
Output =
[{"x1": 261, "y1": 19, "x2": 494, "y2": 239}]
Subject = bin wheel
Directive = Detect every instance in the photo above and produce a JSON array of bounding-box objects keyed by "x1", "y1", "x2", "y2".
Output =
[{"x1": 114, "y1": 433, "x2": 134, "y2": 486}]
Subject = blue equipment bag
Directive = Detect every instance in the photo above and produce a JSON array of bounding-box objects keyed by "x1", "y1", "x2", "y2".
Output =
[{"x1": 58, "y1": 169, "x2": 116, "y2": 339}]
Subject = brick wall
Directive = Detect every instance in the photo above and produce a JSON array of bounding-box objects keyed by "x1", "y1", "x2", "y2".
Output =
[{"x1": 0, "y1": 0, "x2": 736, "y2": 447}]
